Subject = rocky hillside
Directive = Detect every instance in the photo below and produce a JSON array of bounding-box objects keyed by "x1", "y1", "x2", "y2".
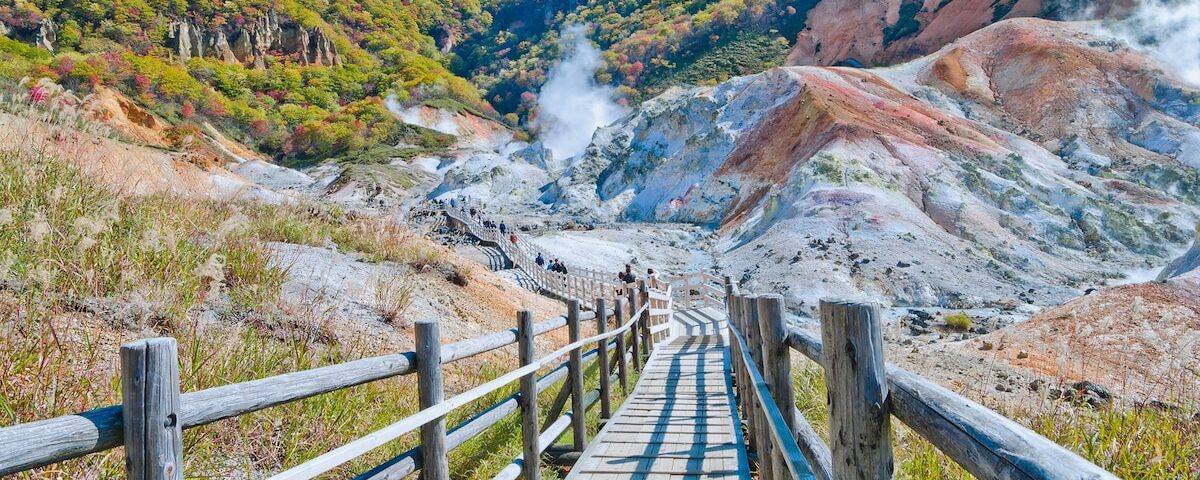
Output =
[
  {"x1": 972, "y1": 238, "x2": 1200, "y2": 401},
  {"x1": 548, "y1": 18, "x2": 1200, "y2": 311},
  {"x1": 784, "y1": 0, "x2": 1131, "y2": 68},
  {"x1": 452, "y1": 0, "x2": 1122, "y2": 120}
]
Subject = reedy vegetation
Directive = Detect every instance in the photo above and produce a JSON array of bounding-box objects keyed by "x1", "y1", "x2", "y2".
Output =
[{"x1": 0, "y1": 101, "x2": 568, "y2": 478}]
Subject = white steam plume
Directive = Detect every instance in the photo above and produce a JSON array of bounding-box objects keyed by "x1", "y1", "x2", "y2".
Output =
[
  {"x1": 384, "y1": 94, "x2": 460, "y2": 135},
  {"x1": 535, "y1": 24, "x2": 628, "y2": 162},
  {"x1": 1096, "y1": 0, "x2": 1200, "y2": 87}
]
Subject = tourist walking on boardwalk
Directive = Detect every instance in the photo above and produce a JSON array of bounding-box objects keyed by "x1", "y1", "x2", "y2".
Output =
[{"x1": 618, "y1": 264, "x2": 637, "y2": 284}]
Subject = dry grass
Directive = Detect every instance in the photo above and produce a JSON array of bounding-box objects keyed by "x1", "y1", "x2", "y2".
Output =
[
  {"x1": 0, "y1": 95, "x2": 567, "y2": 478},
  {"x1": 790, "y1": 358, "x2": 1200, "y2": 478},
  {"x1": 374, "y1": 273, "x2": 416, "y2": 327}
]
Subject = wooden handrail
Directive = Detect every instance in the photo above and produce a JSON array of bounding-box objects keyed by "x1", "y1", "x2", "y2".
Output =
[
  {"x1": 728, "y1": 314, "x2": 814, "y2": 480},
  {"x1": 355, "y1": 340, "x2": 621, "y2": 479},
  {"x1": 725, "y1": 276, "x2": 1116, "y2": 479},
  {"x1": 268, "y1": 302, "x2": 649, "y2": 480},
  {"x1": 0, "y1": 306, "x2": 612, "y2": 476},
  {"x1": 781, "y1": 326, "x2": 1118, "y2": 480}
]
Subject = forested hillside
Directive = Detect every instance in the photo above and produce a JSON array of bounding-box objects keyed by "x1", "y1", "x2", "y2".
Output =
[
  {"x1": 0, "y1": 0, "x2": 1106, "y2": 160},
  {"x1": 452, "y1": 0, "x2": 807, "y2": 121},
  {"x1": 0, "y1": 0, "x2": 492, "y2": 162},
  {"x1": 449, "y1": 0, "x2": 1107, "y2": 123}
]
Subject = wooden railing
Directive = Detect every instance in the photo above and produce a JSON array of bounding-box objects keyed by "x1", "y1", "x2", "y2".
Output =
[
  {"x1": 0, "y1": 291, "x2": 675, "y2": 478},
  {"x1": 661, "y1": 272, "x2": 723, "y2": 310},
  {"x1": 721, "y1": 279, "x2": 1120, "y2": 480},
  {"x1": 442, "y1": 207, "x2": 632, "y2": 304},
  {"x1": 443, "y1": 206, "x2": 678, "y2": 348}
]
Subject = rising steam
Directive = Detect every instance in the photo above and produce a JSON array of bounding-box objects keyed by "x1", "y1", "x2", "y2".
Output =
[
  {"x1": 1096, "y1": 0, "x2": 1200, "y2": 87},
  {"x1": 535, "y1": 24, "x2": 628, "y2": 163},
  {"x1": 384, "y1": 94, "x2": 460, "y2": 135}
]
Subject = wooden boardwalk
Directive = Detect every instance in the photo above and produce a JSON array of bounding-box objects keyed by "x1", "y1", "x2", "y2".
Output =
[{"x1": 568, "y1": 308, "x2": 750, "y2": 479}]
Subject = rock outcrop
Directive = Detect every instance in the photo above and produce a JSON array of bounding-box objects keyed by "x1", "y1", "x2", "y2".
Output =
[
  {"x1": 978, "y1": 274, "x2": 1200, "y2": 400},
  {"x1": 784, "y1": 0, "x2": 1129, "y2": 68},
  {"x1": 1157, "y1": 228, "x2": 1200, "y2": 280},
  {"x1": 167, "y1": 13, "x2": 341, "y2": 68},
  {"x1": 550, "y1": 18, "x2": 1200, "y2": 310},
  {"x1": 1, "y1": 17, "x2": 58, "y2": 51}
]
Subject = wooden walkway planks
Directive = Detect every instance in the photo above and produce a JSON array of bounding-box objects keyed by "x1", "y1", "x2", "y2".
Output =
[{"x1": 568, "y1": 308, "x2": 749, "y2": 479}]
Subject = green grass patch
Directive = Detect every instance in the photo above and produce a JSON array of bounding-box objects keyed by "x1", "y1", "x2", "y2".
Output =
[{"x1": 944, "y1": 312, "x2": 972, "y2": 330}]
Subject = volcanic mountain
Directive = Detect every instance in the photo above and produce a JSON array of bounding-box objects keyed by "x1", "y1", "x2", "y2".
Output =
[
  {"x1": 549, "y1": 18, "x2": 1200, "y2": 312},
  {"x1": 784, "y1": 0, "x2": 1132, "y2": 68}
]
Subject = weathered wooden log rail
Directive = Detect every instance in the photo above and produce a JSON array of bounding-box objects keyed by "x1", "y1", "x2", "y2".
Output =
[
  {"x1": 721, "y1": 279, "x2": 1120, "y2": 480},
  {"x1": 0, "y1": 289, "x2": 677, "y2": 479}
]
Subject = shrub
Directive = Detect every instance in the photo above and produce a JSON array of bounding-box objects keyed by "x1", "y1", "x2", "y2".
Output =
[
  {"x1": 445, "y1": 263, "x2": 471, "y2": 287},
  {"x1": 163, "y1": 123, "x2": 202, "y2": 149},
  {"x1": 374, "y1": 273, "x2": 416, "y2": 325},
  {"x1": 944, "y1": 312, "x2": 972, "y2": 330}
]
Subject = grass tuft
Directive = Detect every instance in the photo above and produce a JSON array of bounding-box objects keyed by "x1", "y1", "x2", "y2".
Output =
[{"x1": 944, "y1": 312, "x2": 972, "y2": 330}]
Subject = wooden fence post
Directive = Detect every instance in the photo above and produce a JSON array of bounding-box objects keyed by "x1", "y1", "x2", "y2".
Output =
[
  {"x1": 729, "y1": 294, "x2": 745, "y2": 419},
  {"x1": 820, "y1": 300, "x2": 893, "y2": 480},
  {"x1": 638, "y1": 280, "x2": 651, "y2": 358},
  {"x1": 415, "y1": 320, "x2": 450, "y2": 480},
  {"x1": 733, "y1": 294, "x2": 757, "y2": 456},
  {"x1": 628, "y1": 287, "x2": 641, "y2": 372},
  {"x1": 121, "y1": 337, "x2": 183, "y2": 480},
  {"x1": 613, "y1": 298, "x2": 629, "y2": 393},
  {"x1": 595, "y1": 298, "x2": 612, "y2": 419},
  {"x1": 567, "y1": 300, "x2": 587, "y2": 451},
  {"x1": 743, "y1": 295, "x2": 773, "y2": 480},
  {"x1": 517, "y1": 311, "x2": 539, "y2": 480},
  {"x1": 759, "y1": 295, "x2": 798, "y2": 477},
  {"x1": 723, "y1": 276, "x2": 733, "y2": 313}
]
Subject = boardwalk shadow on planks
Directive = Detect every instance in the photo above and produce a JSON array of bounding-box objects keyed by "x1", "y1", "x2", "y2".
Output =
[{"x1": 568, "y1": 308, "x2": 750, "y2": 479}]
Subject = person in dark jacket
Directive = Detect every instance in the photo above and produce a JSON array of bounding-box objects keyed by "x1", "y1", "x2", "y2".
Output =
[
  {"x1": 619, "y1": 264, "x2": 636, "y2": 284},
  {"x1": 499, "y1": 222, "x2": 507, "y2": 234},
  {"x1": 535, "y1": 253, "x2": 545, "y2": 267}
]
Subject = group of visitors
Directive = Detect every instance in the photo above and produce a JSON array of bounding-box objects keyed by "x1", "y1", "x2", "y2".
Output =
[
  {"x1": 432, "y1": 198, "x2": 669, "y2": 289},
  {"x1": 441, "y1": 197, "x2": 513, "y2": 244},
  {"x1": 535, "y1": 252, "x2": 569, "y2": 274}
]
